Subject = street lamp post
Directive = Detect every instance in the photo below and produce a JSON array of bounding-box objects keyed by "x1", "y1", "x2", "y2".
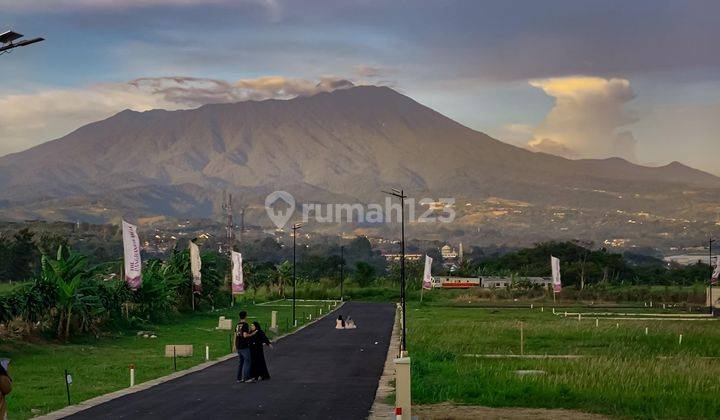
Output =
[
  {"x1": 340, "y1": 245, "x2": 345, "y2": 302},
  {"x1": 710, "y1": 237, "x2": 715, "y2": 315},
  {"x1": 383, "y1": 188, "x2": 407, "y2": 353},
  {"x1": 292, "y1": 223, "x2": 302, "y2": 326}
]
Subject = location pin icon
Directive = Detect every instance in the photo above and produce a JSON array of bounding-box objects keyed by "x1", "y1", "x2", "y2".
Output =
[{"x1": 265, "y1": 191, "x2": 296, "y2": 229}]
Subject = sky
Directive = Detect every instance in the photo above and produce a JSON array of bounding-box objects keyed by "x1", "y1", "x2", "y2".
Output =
[{"x1": 1, "y1": 0, "x2": 719, "y2": 174}]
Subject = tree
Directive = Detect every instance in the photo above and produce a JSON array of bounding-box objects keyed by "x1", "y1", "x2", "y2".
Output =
[
  {"x1": 354, "y1": 261, "x2": 376, "y2": 287},
  {"x1": 276, "y1": 261, "x2": 292, "y2": 297},
  {"x1": 41, "y1": 245, "x2": 101, "y2": 340}
]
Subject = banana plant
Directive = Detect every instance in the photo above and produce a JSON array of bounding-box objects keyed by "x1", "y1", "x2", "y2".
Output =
[{"x1": 41, "y1": 245, "x2": 101, "y2": 340}]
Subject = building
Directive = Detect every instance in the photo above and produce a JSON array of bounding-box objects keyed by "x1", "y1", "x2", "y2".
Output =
[
  {"x1": 432, "y1": 276, "x2": 480, "y2": 289},
  {"x1": 441, "y1": 244, "x2": 458, "y2": 259},
  {"x1": 382, "y1": 253, "x2": 423, "y2": 262},
  {"x1": 480, "y1": 276, "x2": 553, "y2": 289}
]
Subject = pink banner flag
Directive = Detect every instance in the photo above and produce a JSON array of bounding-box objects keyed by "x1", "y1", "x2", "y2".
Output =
[
  {"x1": 712, "y1": 256, "x2": 719, "y2": 285},
  {"x1": 551, "y1": 256, "x2": 562, "y2": 293},
  {"x1": 122, "y1": 220, "x2": 142, "y2": 290},
  {"x1": 231, "y1": 251, "x2": 244, "y2": 294},
  {"x1": 422, "y1": 255, "x2": 433, "y2": 290},
  {"x1": 189, "y1": 241, "x2": 202, "y2": 293}
]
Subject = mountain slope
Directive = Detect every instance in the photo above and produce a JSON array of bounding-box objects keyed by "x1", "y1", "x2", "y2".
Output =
[{"x1": 0, "y1": 85, "x2": 717, "y2": 246}]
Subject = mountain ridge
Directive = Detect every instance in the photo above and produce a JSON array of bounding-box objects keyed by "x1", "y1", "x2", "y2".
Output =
[{"x1": 0, "y1": 85, "x2": 717, "y2": 247}]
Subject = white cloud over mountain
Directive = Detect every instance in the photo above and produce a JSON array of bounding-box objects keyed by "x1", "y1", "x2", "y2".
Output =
[{"x1": 527, "y1": 76, "x2": 638, "y2": 161}]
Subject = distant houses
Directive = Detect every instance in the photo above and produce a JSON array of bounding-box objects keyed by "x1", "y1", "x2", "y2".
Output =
[{"x1": 432, "y1": 275, "x2": 553, "y2": 289}]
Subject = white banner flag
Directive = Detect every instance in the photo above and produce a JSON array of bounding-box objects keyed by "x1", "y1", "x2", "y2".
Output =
[
  {"x1": 712, "y1": 257, "x2": 720, "y2": 285},
  {"x1": 189, "y1": 241, "x2": 202, "y2": 293},
  {"x1": 422, "y1": 255, "x2": 433, "y2": 290},
  {"x1": 551, "y1": 255, "x2": 562, "y2": 293},
  {"x1": 231, "y1": 251, "x2": 244, "y2": 294},
  {"x1": 122, "y1": 220, "x2": 142, "y2": 290}
]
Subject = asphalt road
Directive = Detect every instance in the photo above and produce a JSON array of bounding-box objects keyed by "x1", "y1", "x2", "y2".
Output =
[{"x1": 66, "y1": 301, "x2": 395, "y2": 420}]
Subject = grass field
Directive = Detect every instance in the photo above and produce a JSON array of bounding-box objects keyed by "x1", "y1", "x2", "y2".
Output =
[
  {"x1": 408, "y1": 303, "x2": 720, "y2": 419},
  {"x1": 0, "y1": 299, "x2": 336, "y2": 419},
  {"x1": 0, "y1": 282, "x2": 28, "y2": 294}
]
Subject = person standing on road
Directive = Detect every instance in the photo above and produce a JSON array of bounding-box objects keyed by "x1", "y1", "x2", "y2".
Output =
[
  {"x1": 0, "y1": 359, "x2": 12, "y2": 420},
  {"x1": 235, "y1": 311, "x2": 256, "y2": 383},
  {"x1": 249, "y1": 321, "x2": 272, "y2": 381}
]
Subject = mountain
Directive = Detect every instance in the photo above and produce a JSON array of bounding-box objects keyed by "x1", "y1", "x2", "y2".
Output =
[{"x1": 0, "y1": 86, "x2": 717, "y2": 247}]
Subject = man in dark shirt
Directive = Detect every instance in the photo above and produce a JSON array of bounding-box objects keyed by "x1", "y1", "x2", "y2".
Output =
[{"x1": 236, "y1": 310, "x2": 256, "y2": 382}]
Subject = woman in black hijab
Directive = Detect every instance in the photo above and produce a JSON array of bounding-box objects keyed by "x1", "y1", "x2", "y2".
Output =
[{"x1": 249, "y1": 321, "x2": 272, "y2": 380}]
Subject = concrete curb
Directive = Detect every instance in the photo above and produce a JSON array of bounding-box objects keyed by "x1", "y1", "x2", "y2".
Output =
[
  {"x1": 369, "y1": 303, "x2": 401, "y2": 419},
  {"x1": 34, "y1": 301, "x2": 344, "y2": 420}
]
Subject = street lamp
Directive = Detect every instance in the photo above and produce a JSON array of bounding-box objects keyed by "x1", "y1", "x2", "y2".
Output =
[
  {"x1": 0, "y1": 31, "x2": 44, "y2": 55},
  {"x1": 709, "y1": 237, "x2": 715, "y2": 315},
  {"x1": 292, "y1": 223, "x2": 303, "y2": 326},
  {"x1": 383, "y1": 188, "x2": 407, "y2": 353},
  {"x1": 339, "y1": 245, "x2": 345, "y2": 302}
]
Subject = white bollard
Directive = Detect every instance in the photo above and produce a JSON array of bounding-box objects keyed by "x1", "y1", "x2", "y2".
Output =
[
  {"x1": 595, "y1": 318, "x2": 599, "y2": 327},
  {"x1": 650, "y1": 301, "x2": 653, "y2": 307},
  {"x1": 271, "y1": 311, "x2": 278, "y2": 332},
  {"x1": 679, "y1": 334, "x2": 683, "y2": 345},
  {"x1": 616, "y1": 323, "x2": 619, "y2": 328},
  {"x1": 320, "y1": 308, "x2": 323, "y2": 315},
  {"x1": 645, "y1": 327, "x2": 648, "y2": 335},
  {"x1": 394, "y1": 357, "x2": 412, "y2": 420},
  {"x1": 129, "y1": 364, "x2": 136, "y2": 387},
  {"x1": 552, "y1": 308, "x2": 556, "y2": 314},
  {"x1": 564, "y1": 311, "x2": 567, "y2": 317},
  {"x1": 541, "y1": 307, "x2": 544, "y2": 312},
  {"x1": 578, "y1": 313, "x2": 581, "y2": 321},
  {"x1": 530, "y1": 304, "x2": 534, "y2": 309},
  {"x1": 205, "y1": 345, "x2": 210, "y2": 361}
]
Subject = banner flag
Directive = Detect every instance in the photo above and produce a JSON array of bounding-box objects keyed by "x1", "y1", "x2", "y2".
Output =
[
  {"x1": 551, "y1": 255, "x2": 562, "y2": 293},
  {"x1": 122, "y1": 220, "x2": 142, "y2": 290},
  {"x1": 712, "y1": 256, "x2": 720, "y2": 285},
  {"x1": 422, "y1": 255, "x2": 433, "y2": 290},
  {"x1": 190, "y1": 241, "x2": 202, "y2": 293},
  {"x1": 231, "y1": 251, "x2": 244, "y2": 294}
]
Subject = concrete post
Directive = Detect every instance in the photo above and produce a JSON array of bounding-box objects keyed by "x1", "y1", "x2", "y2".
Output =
[
  {"x1": 271, "y1": 311, "x2": 278, "y2": 332},
  {"x1": 394, "y1": 357, "x2": 411, "y2": 420},
  {"x1": 129, "y1": 364, "x2": 135, "y2": 387},
  {"x1": 205, "y1": 345, "x2": 210, "y2": 361}
]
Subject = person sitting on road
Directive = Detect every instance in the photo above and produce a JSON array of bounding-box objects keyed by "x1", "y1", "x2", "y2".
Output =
[
  {"x1": 345, "y1": 317, "x2": 357, "y2": 329},
  {"x1": 335, "y1": 315, "x2": 346, "y2": 329}
]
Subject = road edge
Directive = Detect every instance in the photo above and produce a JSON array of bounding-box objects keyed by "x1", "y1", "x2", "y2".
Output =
[
  {"x1": 368, "y1": 303, "x2": 400, "y2": 419},
  {"x1": 34, "y1": 300, "x2": 344, "y2": 420}
]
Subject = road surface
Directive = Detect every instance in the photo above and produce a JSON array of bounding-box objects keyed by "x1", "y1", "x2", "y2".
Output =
[{"x1": 66, "y1": 301, "x2": 395, "y2": 419}]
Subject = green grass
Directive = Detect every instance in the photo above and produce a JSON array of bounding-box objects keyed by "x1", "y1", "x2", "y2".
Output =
[
  {"x1": 0, "y1": 282, "x2": 28, "y2": 294},
  {"x1": 1, "y1": 299, "x2": 335, "y2": 420},
  {"x1": 408, "y1": 304, "x2": 720, "y2": 419}
]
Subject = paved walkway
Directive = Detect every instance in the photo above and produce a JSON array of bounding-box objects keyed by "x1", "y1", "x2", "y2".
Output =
[{"x1": 66, "y1": 301, "x2": 395, "y2": 419}]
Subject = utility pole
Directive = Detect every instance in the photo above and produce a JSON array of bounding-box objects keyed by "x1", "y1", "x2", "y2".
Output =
[
  {"x1": 383, "y1": 188, "x2": 407, "y2": 353},
  {"x1": 222, "y1": 191, "x2": 235, "y2": 255},
  {"x1": 292, "y1": 223, "x2": 303, "y2": 326},
  {"x1": 239, "y1": 206, "x2": 246, "y2": 244}
]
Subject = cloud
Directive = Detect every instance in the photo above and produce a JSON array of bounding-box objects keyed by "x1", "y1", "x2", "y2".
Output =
[
  {"x1": 526, "y1": 76, "x2": 638, "y2": 161},
  {"x1": 0, "y1": 75, "x2": 355, "y2": 157},
  {"x1": 1, "y1": 0, "x2": 280, "y2": 13}
]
